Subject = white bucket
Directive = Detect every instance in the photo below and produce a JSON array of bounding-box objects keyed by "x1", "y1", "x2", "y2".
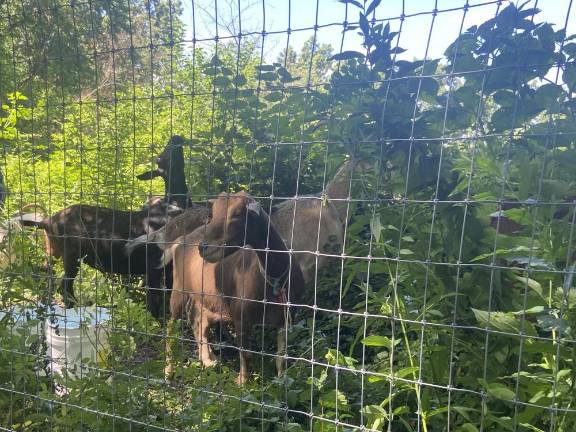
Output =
[{"x1": 44, "y1": 305, "x2": 111, "y2": 380}]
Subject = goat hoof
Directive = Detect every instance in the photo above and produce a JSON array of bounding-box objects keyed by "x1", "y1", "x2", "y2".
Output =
[
  {"x1": 202, "y1": 357, "x2": 217, "y2": 368},
  {"x1": 164, "y1": 365, "x2": 174, "y2": 379},
  {"x1": 235, "y1": 374, "x2": 247, "y2": 385}
]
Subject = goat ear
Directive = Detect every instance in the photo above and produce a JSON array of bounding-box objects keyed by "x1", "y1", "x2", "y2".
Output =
[
  {"x1": 246, "y1": 201, "x2": 262, "y2": 215},
  {"x1": 136, "y1": 169, "x2": 162, "y2": 180}
]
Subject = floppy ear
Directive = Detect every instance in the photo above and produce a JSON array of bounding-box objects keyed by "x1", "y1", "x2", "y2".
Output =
[{"x1": 136, "y1": 169, "x2": 162, "y2": 180}]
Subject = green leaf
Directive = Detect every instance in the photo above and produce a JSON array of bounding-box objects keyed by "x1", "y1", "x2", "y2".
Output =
[
  {"x1": 519, "y1": 424, "x2": 545, "y2": 432},
  {"x1": 338, "y1": 0, "x2": 363, "y2": 9},
  {"x1": 370, "y1": 214, "x2": 383, "y2": 242},
  {"x1": 319, "y1": 389, "x2": 349, "y2": 410},
  {"x1": 563, "y1": 63, "x2": 576, "y2": 91},
  {"x1": 258, "y1": 72, "x2": 277, "y2": 81},
  {"x1": 471, "y1": 246, "x2": 536, "y2": 262},
  {"x1": 368, "y1": 374, "x2": 386, "y2": 383},
  {"x1": 361, "y1": 335, "x2": 399, "y2": 349},
  {"x1": 213, "y1": 76, "x2": 231, "y2": 86},
  {"x1": 209, "y1": 56, "x2": 223, "y2": 66},
  {"x1": 366, "y1": 0, "x2": 382, "y2": 16},
  {"x1": 264, "y1": 92, "x2": 284, "y2": 102},
  {"x1": 534, "y1": 83, "x2": 563, "y2": 107},
  {"x1": 537, "y1": 314, "x2": 567, "y2": 332},
  {"x1": 308, "y1": 368, "x2": 328, "y2": 390},
  {"x1": 486, "y1": 383, "x2": 516, "y2": 401},
  {"x1": 511, "y1": 305, "x2": 545, "y2": 315},
  {"x1": 564, "y1": 42, "x2": 576, "y2": 59},
  {"x1": 493, "y1": 90, "x2": 516, "y2": 107},
  {"x1": 390, "y1": 47, "x2": 407, "y2": 55},
  {"x1": 471, "y1": 308, "x2": 537, "y2": 336},
  {"x1": 359, "y1": 13, "x2": 370, "y2": 37},
  {"x1": 325, "y1": 349, "x2": 358, "y2": 369},
  {"x1": 396, "y1": 366, "x2": 419, "y2": 378},
  {"x1": 233, "y1": 75, "x2": 247, "y2": 86},
  {"x1": 329, "y1": 51, "x2": 365, "y2": 61},
  {"x1": 277, "y1": 67, "x2": 295, "y2": 83},
  {"x1": 256, "y1": 64, "x2": 275, "y2": 71},
  {"x1": 491, "y1": 107, "x2": 516, "y2": 132},
  {"x1": 220, "y1": 67, "x2": 233, "y2": 76},
  {"x1": 399, "y1": 249, "x2": 414, "y2": 255},
  {"x1": 513, "y1": 275, "x2": 543, "y2": 297},
  {"x1": 363, "y1": 404, "x2": 388, "y2": 430}
]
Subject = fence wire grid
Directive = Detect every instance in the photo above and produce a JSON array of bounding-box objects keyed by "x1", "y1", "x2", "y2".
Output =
[{"x1": 1, "y1": 0, "x2": 576, "y2": 431}]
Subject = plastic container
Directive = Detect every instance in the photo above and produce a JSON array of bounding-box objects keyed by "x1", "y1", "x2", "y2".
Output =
[{"x1": 44, "y1": 305, "x2": 111, "y2": 379}]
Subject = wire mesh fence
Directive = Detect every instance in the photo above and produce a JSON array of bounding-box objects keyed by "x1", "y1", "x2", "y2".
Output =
[{"x1": 1, "y1": 0, "x2": 576, "y2": 430}]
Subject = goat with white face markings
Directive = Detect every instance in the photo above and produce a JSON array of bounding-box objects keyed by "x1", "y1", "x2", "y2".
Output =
[
  {"x1": 13, "y1": 136, "x2": 189, "y2": 317},
  {"x1": 165, "y1": 191, "x2": 305, "y2": 384}
]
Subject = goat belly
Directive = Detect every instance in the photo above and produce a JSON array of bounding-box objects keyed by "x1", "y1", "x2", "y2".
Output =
[
  {"x1": 76, "y1": 237, "x2": 162, "y2": 276},
  {"x1": 215, "y1": 251, "x2": 286, "y2": 330},
  {"x1": 54, "y1": 205, "x2": 165, "y2": 275}
]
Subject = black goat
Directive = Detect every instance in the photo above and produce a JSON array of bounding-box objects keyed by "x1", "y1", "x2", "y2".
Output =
[{"x1": 15, "y1": 136, "x2": 189, "y2": 317}]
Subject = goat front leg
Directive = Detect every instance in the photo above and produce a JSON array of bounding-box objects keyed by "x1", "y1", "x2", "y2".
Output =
[
  {"x1": 146, "y1": 268, "x2": 165, "y2": 320},
  {"x1": 235, "y1": 329, "x2": 251, "y2": 385},
  {"x1": 195, "y1": 310, "x2": 216, "y2": 367},
  {"x1": 165, "y1": 288, "x2": 186, "y2": 378},
  {"x1": 276, "y1": 326, "x2": 287, "y2": 377},
  {"x1": 164, "y1": 317, "x2": 178, "y2": 378}
]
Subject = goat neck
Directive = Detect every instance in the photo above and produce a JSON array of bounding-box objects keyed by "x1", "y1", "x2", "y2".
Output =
[
  {"x1": 201, "y1": 192, "x2": 291, "y2": 279},
  {"x1": 164, "y1": 173, "x2": 189, "y2": 208},
  {"x1": 160, "y1": 139, "x2": 188, "y2": 208},
  {"x1": 244, "y1": 202, "x2": 291, "y2": 280},
  {"x1": 324, "y1": 159, "x2": 359, "y2": 225},
  {"x1": 138, "y1": 135, "x2": 190, "y2": 208}
]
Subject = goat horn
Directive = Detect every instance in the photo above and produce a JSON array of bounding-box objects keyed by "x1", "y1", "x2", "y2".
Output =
[{"x1": 246, "y1": 201, "x2": 262, "y2": 214}]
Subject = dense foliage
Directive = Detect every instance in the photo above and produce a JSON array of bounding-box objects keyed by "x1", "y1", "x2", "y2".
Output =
[{"x1": 1, "y1": 0, "x2": 576, "y2": 431}]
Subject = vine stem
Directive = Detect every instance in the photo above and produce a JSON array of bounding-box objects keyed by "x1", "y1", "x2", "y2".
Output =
[{"x1": 387, "y1": 259, "x2": 428, "y2": 432}]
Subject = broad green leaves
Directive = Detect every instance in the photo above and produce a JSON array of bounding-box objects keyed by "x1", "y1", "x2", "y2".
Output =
[
  {"x1": 361, "y1": 335, "x2": 399, "y2": 349},
  {"x1": 471, "y1": 308, "x2": 537, "y2": 336}
]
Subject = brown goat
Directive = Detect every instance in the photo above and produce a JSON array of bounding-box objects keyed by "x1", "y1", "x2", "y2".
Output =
[
  {"x1": 166, "y1": 191, "x2": 304, "y2": 384},
  {"x1": 14, "y1": 136, "x2": 189, "y2": 316}
]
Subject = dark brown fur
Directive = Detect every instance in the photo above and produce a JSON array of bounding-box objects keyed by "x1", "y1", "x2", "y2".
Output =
[
  {"x1": 166, "y1": 191, "x2": 304, "y2": 384},
  {"x1": 16, "y1": 136, "x2": 189, "y2": 316}
]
